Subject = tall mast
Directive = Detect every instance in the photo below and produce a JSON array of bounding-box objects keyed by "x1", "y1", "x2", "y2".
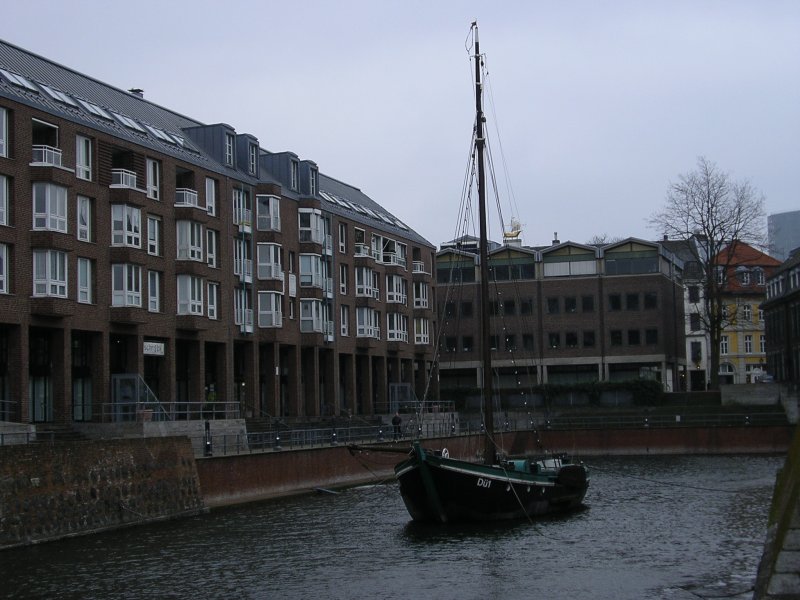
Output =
[{"x1": 473, "y1": 22, "x2": 495, "y2": 465}]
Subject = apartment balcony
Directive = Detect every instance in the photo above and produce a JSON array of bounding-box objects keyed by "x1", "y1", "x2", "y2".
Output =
[
  {"x1": 30, "y1": 296, "x2": 74, "y2": 318},
  {"x1": 175, "y1": 314, "x2": 209, "y2": 331},
  {"x1": 415, "y1": 334, "x2": 430, "y2": 345},
  {"x1": 412, "y1": 261, "x2": 429, "y2": 275},
  {"x1": 257, "y1": 264, "x2": 284, "y2": 282},
  {"x1": 324, "y1": 277, "x2": 334, "y2": 299},
  {"x1": 234, "y1": 208, "x2": 252, "y2": 234},
  {"x1": 354, "y1": 244, "x2": 374, "y2": 264},
  {"x1": 382, "y1": 253, "x2": 407, "y2": 270},
  {"x1": 111, "y1": 168, "x2": 138, "y2": 189},
  {"x1": 413, "y1": 298, "x2": 430, "y2": 310},
  {"x1": 234, "y1": 258, "x2": 253, "y2": 284},
  {"x1": 109, "y1": 306, "x2": 147, "y2": 324},
  {"x1": 257, "y1": 214, "x2": 281, "y2": 232},
  {"x1": 387, "y1": 292, "x2": 407, "y2": 305},
  {"x1": 31, "y1": 145, "x2": 62, "y2": 167},
  {"x1": 175, "y1": 188, "x2": 199, "y2": 207},
  {"x1": 235, "y1": 308, "x2": 254, "y2": 334},
  {"x1": 322, "y1": 234, "x2": 333, "y2": 256},
  {"x1": 258, "y1": 310, "x2": 283, "y2": 329}
]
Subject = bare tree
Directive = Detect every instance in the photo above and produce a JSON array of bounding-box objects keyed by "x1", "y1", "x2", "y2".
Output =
[
  {"x1": 587, "y1": 234, "x2": 624, "y2": 246},
  {"x1": 650, "y1": 157, "x2": 766, "y2": 390}
]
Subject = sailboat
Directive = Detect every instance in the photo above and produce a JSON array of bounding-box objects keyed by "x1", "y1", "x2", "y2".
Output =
[{"x1": 393, "y1": 22, "x2": 589, "y2": 523}]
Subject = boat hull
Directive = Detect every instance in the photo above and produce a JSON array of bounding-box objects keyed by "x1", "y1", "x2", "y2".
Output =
[{"x1": 395, "y1": 446, "x2": 588, "y2": 523}]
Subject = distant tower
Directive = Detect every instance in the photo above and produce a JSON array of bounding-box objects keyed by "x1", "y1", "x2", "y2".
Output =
[{"x1": 768, "y1": 210, "x2": 800, "y2": 260}]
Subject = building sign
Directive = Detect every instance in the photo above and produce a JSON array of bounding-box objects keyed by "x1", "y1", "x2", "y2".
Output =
[{"x1": 143, "y1": 341, "x2": 165, "y2": 356}]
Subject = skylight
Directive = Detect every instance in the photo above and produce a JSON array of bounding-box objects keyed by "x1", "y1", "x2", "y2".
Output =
[
  {"x1": 76, "y1": 98, "x2": 113, "y2": 120},
  {"x1": 0, "y1": 68, "x2": 38, "y2": 93},
  {"x1": 39, "y1": 84, "x2": 78, "y2": 107},
  {"x1": 144, "y1": 123, "x2": 177, "y2": 145},
  {"x1": 110, "y1": 111, "x2": 146, "y2": 133}
]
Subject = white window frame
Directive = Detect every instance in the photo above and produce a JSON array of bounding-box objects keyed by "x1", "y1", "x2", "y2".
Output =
[
  {"x1": 256, "y1": 194, "x2": 280, "y2": 231},
  {"x1": 0, "y1": 173, "x2": 8, "y2": 226},
  {"x1": 177, "y1": 274, "x2": 203, "y2": 315},
  {"x1": 77, "y1": 195, "x2": 91, "y2": 242},
  {"x1": 338, "y1": 222, "x2": 347, "y2": 253},
  {"x1": 340, "y1": 305, "x2": 349, "y2": 336},
  {"x1": 77, "y1": 257, "x2": 92, "y2": 304},
  {"x1": 300, "y1": 298, "x2": 324, "y2": 333},
  {"x1": 112, "y1": 263, "x2": 141, "y2": 307},
  {"x1": 234, "y1": 238, "x2": 252, "y2": 280},
  {"x1": 414, "y1": 317, "x2": 430, "y2": 345},
  {"x1": 744, "y1": 335, "x2": 753, "y2": 354},
  {"x1": 720, "y1": 335, "x2": 729, "y2": 355},
  {"x1": 248, "y1": 143, "x2": 258, "y2": 175},
  {"x1": 225, "y1": 133, "x2": 234, "y2": 166},
  {"x1": 414, "y1": 281, "x2": 429, "y2": 308},
  {"x1": 148, "y1": 270, "x2": 160, "y2": 312},
  {"x1": 290, "y1": 160, "x2": 298, "y2": 190},
  {"x1": 206, "y1": 229, "x2": 218, "y2": 267},
  {"x1": 0, "y1": 107, "x2": 7, "y2": 158},
  {"x1": 355, "y1": 266, "x2": 375, "y2": 297},
  {"x1": 32, "y1": 182, "x2": 67, "y2": 232},
  {"x1": 339, "y1": 264, "x2": 348, "y2": 295},
  {"x1": 205, "y1": 177, "x2": 216, "y2": 216},
  {"x1": 356, "y1": 306, "x2": 380, "y2": 339},
  {"x1": 147, "y1": 215, "x2": 161, "y2": 256},
  {"x1": 0, "y1": 243, "x2": 7, "y2": 293},
  {"x1": 111, "y1": 204, "x2": 141, "y2": 247},
  {"x1": 760, "y1": 334, "x2": 766, "y2": 353},
  {"x1": 741, "y1": 304, "x2": 751, "y2": 322},
  {"x1": 299, "y1": 253, "x2": 322, "y2": 288},
  {"x1": 387, "y1": 313, "x2": 408, "y2": 342},
  {"x1": 176, "y1": 220, "x2": 204, "y2": 261},
  {"x1": 309, "y1": 168, "x2": 318, "y2": 196},
  {"x1": 233, "y1": 188, "x2": 251, "y2": 228},
  {"x1": 298, "y1": 208, "x2": 324, "y2": 243},
  {"x1": 33, "y1": 249, "x2": 67, "y2": 297},
  {"x1": 257, "y1": 243, "x2": 283, "y2": 280},
  {"x1": 146, "y1": 158, "x2": 160, "y2": 200},
  {"x1": 258, "y1": 291, "x2": 283, "y2": 328},
  {"x1": 386, "y1": 274, "x2": 407, "y2": 304},
  {"x1": 76, "y1": 135, "x2": 92, "y2": 181},
  {"x1": 207, "y1": 282, "x2": 218, "y2": 319}
]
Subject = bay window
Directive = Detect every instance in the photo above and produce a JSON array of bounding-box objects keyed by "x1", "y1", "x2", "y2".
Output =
[
  {"x1": 257, "y1": 243, "x2": 283, "y2": 280},
  {"x1": 33, "y1": 249, "x2": 67, "y2": 297},
  {"x1": 111, "y1": 204, "x2": 141, "y2": 247},
  {"x1": 177, "y1": 274, "x2": 203, "y2": 315},
  {"x1": 111, "y1": 263, "x2": 141, "y2": 306},
  {"x1": 176, "y1": 220, "x2": 203, "y2": 261},
  {"x1": 258, "y1": 291, "x2": 283, "y2": 328},
  {"x1": 33, "y1": 182, "x2": 67, "y2": 232},
  {"x1": 256, "y1": 194, "x2": 281, "y2": 231}
]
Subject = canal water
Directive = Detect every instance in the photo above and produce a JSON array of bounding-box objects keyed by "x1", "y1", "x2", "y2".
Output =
[{"x1": 1, "y1": 454, "x2": 782, "y2": 599}]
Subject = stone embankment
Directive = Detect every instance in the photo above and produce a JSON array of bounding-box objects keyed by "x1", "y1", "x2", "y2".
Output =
[
  {"x1": 0, "y1": 437, "x2": 206, "y2": 550},
  {"x1": 754, "y1": 425, "x2": 800, "y2": 599}
]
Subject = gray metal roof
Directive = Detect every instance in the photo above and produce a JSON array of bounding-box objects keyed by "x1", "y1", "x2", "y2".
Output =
[{"x1": 0, "y1": 38, "x2": 433, "y2": 248}]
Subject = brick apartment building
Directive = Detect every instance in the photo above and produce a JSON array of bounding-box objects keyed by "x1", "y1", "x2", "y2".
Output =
[
  {"x1": 436, "y1": 236, "x2": 686, "y2": 397},
  {"x1": 0, "y1": 39, "x2": 436, "y2": 426},
  {"x1": 763, "y1": 248, "x2": 800, "y2": 384}
]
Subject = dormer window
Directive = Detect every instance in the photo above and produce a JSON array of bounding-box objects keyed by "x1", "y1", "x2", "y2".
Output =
[
  {"x1": 290, "y1": 160, "x2": 299, "y2": 191},
  {"x1": 225, "y1": 133, "x2": 235, "y2": 166},
  {"x1": 248, "y1": 143, "x2": 258, "y2": 175}
]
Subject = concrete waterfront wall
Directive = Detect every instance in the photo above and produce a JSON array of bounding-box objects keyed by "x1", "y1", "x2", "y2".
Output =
[
  {"x1": 0, "y1": 437, "x2": 206, "y2": 550},
  {"x1": 754, "y1": 425, "x2": 800, "y2": 599},
  {"x1": 197, "y1": 426, "x2": 794, "y2": 508}
]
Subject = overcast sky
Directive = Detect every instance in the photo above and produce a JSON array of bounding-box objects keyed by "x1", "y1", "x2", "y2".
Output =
[{"x1": 3, "y1": 1, "x2": 798, "y2": 247}]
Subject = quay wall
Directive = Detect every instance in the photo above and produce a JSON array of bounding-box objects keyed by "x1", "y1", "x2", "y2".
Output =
[
  {"x1": 754, "y1": 425, "x2": 800, "y2": 599},
  {"x1": 197, "y1": 425, "x2": 794, "y2": 508},
  {"x1": 0, "y1": 437, "x2": 206, "y2": 550}
]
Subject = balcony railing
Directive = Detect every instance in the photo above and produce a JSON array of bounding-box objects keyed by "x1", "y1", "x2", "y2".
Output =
[
  {"x1": 175, "y1": 188, "x2": 199, "y2": 207},
  {"x1": 257, "y1": 214, "x2": 281, "y2": 232},
  {"x1": 257, "y1": 263, "x2": 283, "y2": 281},
  {"x1": 414, "y1": 297, "x2": 429, "y2": 309},
  {"x1": 31, "y1": 145, "x2": 63, "y2": 167},
  {"x1": 387, "y1": 292, "x2": 407, "y2": 304},
  {"x1": 357, "y1": 325, "x2": 381, "y2": 339},
  {"x1": 235, "y1": 307, "x2": 254, "y2": 333},
  {"x1": 111, "y1": 168, "x2": 138, "y2": 188},
  {"x1": 354, "y1": 244, "x2": 373, "y2": 258},
  {"x1": 413, "y1": 261, "x2": 429, "y2": 274},
  {"x1": 234, "y1": 207, "x2": 252, "y2": 233},
  {"x1": 258, "y1": 310, "x2": 283, "y2": 328},
  {"x1": 234, "y1": 258, "x2": 253, "y2": 283}
]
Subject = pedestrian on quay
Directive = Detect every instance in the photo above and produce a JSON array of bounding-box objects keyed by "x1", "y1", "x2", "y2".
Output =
[{"x1": 392, "y1": 412, "x2": 402, "y2": 441}]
